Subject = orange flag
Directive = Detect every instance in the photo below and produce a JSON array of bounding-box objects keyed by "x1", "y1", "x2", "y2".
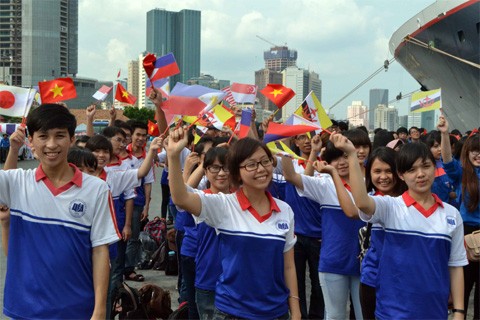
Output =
[
  {"x1": 260, "y1": 84, "x2": 295, "y2": 108},
  {"x1": 148, "y1": 120, "x2": 159, "y2": 136},
  {"x1": 115, "y1": 83, "x2": 137, "y2": 105},
  {"x1": 38, "y1": 77, "x2": 77, "y2": 103}
]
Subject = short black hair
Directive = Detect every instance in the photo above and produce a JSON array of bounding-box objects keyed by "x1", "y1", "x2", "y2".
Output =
[
  {"x1": 372, "y1": 129, "x2": 394, "y2": 150},
  {"x1": 67, "y1": 147, "x2": 98, "y2": 170},
  {"x1": 85, "y1": 134, "x2": 113, "y2": 157},
  {"x1": 397, "y1": 127, "x2": 408, "y2": 135},
  {"x1": 203, "y1": 146, "x2": 228, "y2": 169},
  {"x1": 396, "y1": 142, "x2": 435, "y2": 174},
  {"x1": 409, "y1": 126, "x2": 419, "y2": 134},
  {"x1": 102, "y1": 126, "x2": 126, "y2": 139},
  {"x1": 451, "y1": 129, "x2": 462, "y2": 136},
  {"x1": 27, "y1": 104, "x2": 76, "y2": 137},
  {"x1": 322, "y1": 141, "x2": 345, "y2": 164},
  {"x1": 75, "y1": 135, "x2": 90, "y2": 147},
  {"x1": 343, "y1": 129, "x2": 372, "y2": 151},
  {"x1": 227, "y1": 138, "x2": 273, "y2": 187},
  {"x1": 114, "y1": 120, "x2": 133, "y2": 135},
  {"x1": 128, "y1": 120, "x2": 148, "y2": 134},
  {"x1": 425, "y1": 130, "x2": 441, "y2": 148}
]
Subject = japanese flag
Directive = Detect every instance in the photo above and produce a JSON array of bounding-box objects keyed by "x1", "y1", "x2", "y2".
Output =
[{"x1": 0, "y1": 85, "x2": 37, "y2": 117}]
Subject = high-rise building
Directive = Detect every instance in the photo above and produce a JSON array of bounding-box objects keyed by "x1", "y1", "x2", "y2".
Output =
[
  {"x1": 187, "y1": 74, "x2": 230, "y2": 90},
  {"x1": 347, "y1": 101, "x2": 368, "y2": 128},
  {"x1": 255, "y1": 68, "x2": 282, "y2": 113},
  {"x1": 146, "y1": 9, "x2": 200, "y2": 87},
  {"x1": 281, "y1": 66, "x2": 322, "y2": 120},
  {"x1": 127, "y1": 59, "x2": 139, "y2": 107},
  {"x1": 420, "y1": 110, "x2": 439, "y2": 131},
  {"x1": 369, "y1": 89, "x2": 388, "y2": 130},
  {"x1": 263, "y1": 46, "x2": 297, "y2": 72},
  {"x1": 0, "y1": 0, "x2": 78, "y2": 86},
  {"x1": 398, "y1": 115, "x2": 409, "y2": 128},
  {"x1": 374, "y1": 105, "x2": 398, "y2": 131},
  {"x1": 408, "y1": 111, "x2": 422, "y2": 128}
]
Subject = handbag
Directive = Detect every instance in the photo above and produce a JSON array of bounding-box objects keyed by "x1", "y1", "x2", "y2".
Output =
[{"x1": 464, "y1": 230, "x2": 480, "y2": 261}]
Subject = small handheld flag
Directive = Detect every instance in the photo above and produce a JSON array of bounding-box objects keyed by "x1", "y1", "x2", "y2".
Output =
[
  {"x1": 92, "y1": 85, "x2": 113, "y2": 101},
  {"x1": 410, "y1": 89, "x2": 441, "y2": 113},
  {"x1": 38, "y1": 77, "x2": 77, "y2": 103},
  {"x1": 238, "y1": 109, "x2": 253, "y2": 138},
  {"x1": 0, "y1": 85, "x2": 37, "y2": 117},
  {"x1": 260, "y1": 84, "x2": 295, "y2": 108},
  {"x1": 115, "y1": 83, "x2": 137, "y2": 105},
  {"x1": 230, "y1": 83, "x2": 257, "y2": 104}
]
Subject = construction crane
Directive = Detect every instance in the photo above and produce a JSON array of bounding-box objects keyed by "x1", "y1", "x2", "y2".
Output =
[{"x1": 256, "y1": 35, "x2": 282, "y2": 48}]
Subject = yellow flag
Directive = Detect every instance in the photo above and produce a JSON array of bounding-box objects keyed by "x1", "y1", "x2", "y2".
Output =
[
  {"x1": 294, "y1": 91, "x2": 332, "y2": 131},
  {"x1": 410, "y1": 89, "x2": 441, "y2": 113}
]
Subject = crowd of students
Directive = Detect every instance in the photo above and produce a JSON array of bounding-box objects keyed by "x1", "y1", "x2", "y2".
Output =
[{"x1": 0, "y1": 89, "x2": 479, "y2": 319}]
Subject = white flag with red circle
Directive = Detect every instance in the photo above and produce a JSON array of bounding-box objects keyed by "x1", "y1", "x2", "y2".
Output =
[{"x1": 0, "y1": 85, "x2": 37, "y2": 117}]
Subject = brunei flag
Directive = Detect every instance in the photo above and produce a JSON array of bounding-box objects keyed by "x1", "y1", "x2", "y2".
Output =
[
  {"x1": 410, "y1": 89, "x2": 441, "y2": 113},
  {"x1": 263, "y1": 122, "x2": 319, "y2": 143},
  {"x1": 267, "y1": 141, "x2": 304, "y2": 160},
  {"x1": 294, "y1": 91, "x2": 332, "y2": 133}
]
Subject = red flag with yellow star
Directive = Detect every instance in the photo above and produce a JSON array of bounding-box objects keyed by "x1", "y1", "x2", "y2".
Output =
[
  {"x1": 115, "y1": 83, "x2": 137, "y2": 105},
  {"x1": 147, "y1": 120, "x2": 160, "y2": 136},
  {"x1": 260, "y1": 84, "x2": 295, "y2": 108},
  {"x1": 38, "y1": 77, "x2": 77, "y2": 103}
]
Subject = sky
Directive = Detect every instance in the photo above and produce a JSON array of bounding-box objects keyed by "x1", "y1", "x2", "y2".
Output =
[{"x1": 78, "y1": 0, "x2": 435, "y2": 119}]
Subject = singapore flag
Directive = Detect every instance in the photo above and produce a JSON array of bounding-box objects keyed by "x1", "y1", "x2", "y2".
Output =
[{"x1": 230, "y1": 82, "x2": 257, "y2": 104}]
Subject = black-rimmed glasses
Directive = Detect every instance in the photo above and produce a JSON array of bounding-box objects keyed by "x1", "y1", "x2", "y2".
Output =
[
  {"x1": 239, "y1": 158, "x2": 273, "y2": 172},
  {"x1": 207, "y1": 165, "x2": 229, "y2": 174}
]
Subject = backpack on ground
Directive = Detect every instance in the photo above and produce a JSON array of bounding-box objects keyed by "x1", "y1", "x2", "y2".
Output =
[
  {"x1": 144, "y1": 217, "x2": 167, "y2": 246},
  {"x1": 167, "y1": 301, "x2": 188, "y2": 320},
  {"x1": 111, "y1": 282, "x2": 173, "y2": 319},
  {"x1": 138, "y1": 231, "x2": 160, "y2": 270}
]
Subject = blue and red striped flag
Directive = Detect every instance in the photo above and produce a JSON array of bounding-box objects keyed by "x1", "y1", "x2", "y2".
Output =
[
  {"x1": 143, "y1": 53, "x2": 180, "y2": 81},
  {"x1": 238, "y1": 109, "x2": 252, "y2": 138},
  {"x1": 263, "y1": 122, "x2": 319, "y2": 143}
]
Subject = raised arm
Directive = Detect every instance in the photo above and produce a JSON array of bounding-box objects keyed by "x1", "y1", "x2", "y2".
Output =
[
  {"x1": 167, "y1": 127, "x2": 202, "y2": 216},
  {"x1": 281, "y1": 155, "x2": 304, "y2": 191},
  {"x1": 313, "y1": 160, "x2": 359, "y2": 218},
  {"x1": 304, "y1": 134, "x2": 322, "y2": 176},
  {"x1": 437, "y1": 115, "x2": 452, "y2": 163},
  {"x1": 330, "y1": 133, "x2": 376, "y2": 215},
  {"x1": 86, "y1": 104, "x2": 96, "y2": 137},
  {"x1": 4, "y1": 126, "x2": 25, "y2": 170},
  {"x1": 108, "y1": 105, "x2": 116, "y2": 127},
  {"x1": 149, "y1": 88, "x2": 168, "y2": 135},
  {"x1": 137, "y1": 137, "x2": 163, "y2": 179}
]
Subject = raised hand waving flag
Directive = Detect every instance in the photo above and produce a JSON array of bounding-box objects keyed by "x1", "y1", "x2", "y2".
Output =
[
  {"x1": 164, "y1": 83, "x2": 225, "y2": 116},
  {"x1": 294, "y1": 91, "x2": 332, "y2": 133},
  {"x1": 0, "y1": 85, "x2": 37, "y2": 117}
]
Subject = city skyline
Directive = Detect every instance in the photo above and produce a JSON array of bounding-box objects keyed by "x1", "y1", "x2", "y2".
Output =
[{"x1": 76, "y1": 0, "x2": 434, "y2": 118}]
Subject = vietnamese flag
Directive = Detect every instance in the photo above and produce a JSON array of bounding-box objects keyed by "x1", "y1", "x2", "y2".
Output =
[
  {"x1": 38, "y1": 77, "x2": 77, "y2": 103},
  {"x1": 148, "y1": 120, "x2": 160, "y2": 136},
  {"x1": 263, "y1": 122, "x2": 319, "y2": 143},
  {"x1": 260, "y1": 84, "x2": 295, "y2": 108},
  {"x1": 238, "y1": 109, "x2": 252, "y2": 138},
  {"x1": 115, "y1": 83, "x2": 137, "y2": 105}
]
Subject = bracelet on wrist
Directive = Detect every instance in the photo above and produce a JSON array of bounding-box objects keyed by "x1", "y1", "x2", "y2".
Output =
[
  {"x1": 288, "y1": 295, "x2": 300, "y2": 300},
  {"x1": 452, "y1": 309, "x2": 465, "y2": 314}
]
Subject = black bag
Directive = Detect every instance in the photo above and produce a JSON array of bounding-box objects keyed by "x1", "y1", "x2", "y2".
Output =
[
  {"x1": 358, "y1": 223, "x2": 373, "y2": 262},
  {"x1": 137, "y1": 231, "x2": 160, "y2": 270},
  {"x1": 153, "y1": 240, "x2": 168, "y2": 271},
  {"x1": 111, "y1": 282, "x2": 147, "y2": 320},
  {"x1": 164, "y1": 250, "x2": 178, "y2": 276}
]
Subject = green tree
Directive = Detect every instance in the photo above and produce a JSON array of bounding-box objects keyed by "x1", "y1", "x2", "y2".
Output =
[{"x1": 123, "y1": 106, "x2": 155, "y2": 123}]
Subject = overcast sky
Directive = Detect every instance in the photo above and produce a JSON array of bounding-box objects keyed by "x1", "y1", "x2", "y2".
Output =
[{"x1": 78, "y1": 0, "x2": 435, "y2": 118}]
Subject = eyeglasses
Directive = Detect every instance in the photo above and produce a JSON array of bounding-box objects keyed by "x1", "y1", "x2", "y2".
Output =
[
  {"x1": 111, "y1": 137, "x2": 126, "y2": 145},
  {"x1": 239, "y1": 158, "x2": 273, "y2": 172},
  {"x1": 470, "y1": 151, "x2": 480, "y2": 157},
  {"x1": 296, "y1": 135, "x2": 308, "y2": 141},
  {"x1": 207, "y1": 165, "x2": 229, "y2": 174}
]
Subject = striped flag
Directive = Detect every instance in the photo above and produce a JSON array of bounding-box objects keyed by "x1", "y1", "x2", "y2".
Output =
[
  {"x1": 410, "y1": 89, "x2": 441, "y2": 113},
  {"x1": 221, "y1": 86, "x2": 237, "y2": 107},
  {"x1": 294, "y1": 91, "x2": 332, "y2": 134}
]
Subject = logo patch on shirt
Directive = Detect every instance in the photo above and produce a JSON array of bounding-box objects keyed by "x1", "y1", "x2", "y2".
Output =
[
  {"x1": 276, "y1": 219, "x2": 290, "y2": 231},
  {"x1": 446, "y1": 216, "x2": 456, "y2": 227},
  {"x1": 69, "y1": 200, "x2": 87, "y2": 218}
]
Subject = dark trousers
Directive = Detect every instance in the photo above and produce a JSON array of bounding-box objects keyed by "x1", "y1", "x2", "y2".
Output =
[
  {"x1": 464, "y1": 224, "x2": 480, "y2": 319},
  {"x1": 294, "y1": 234, "x2": 324, "y2": 319},
  {"x1": 359, "y1": 282, "x2": 376, "y2": 320},
  {"x1": 0, "y1": 147, "x2": 8, "y2": 162},
  {"x1": 161, "y1": 183, "x2": 170, "y2": 219},
  {"x1": 175, "y1": 230, "x2": 186, "y2": 303},
  {"x1": 213, "y1": 308, "x2": 289, "y2": 320},
  {"x1": 181, "y1": 255, "x2": 199, "y2": 319}
]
